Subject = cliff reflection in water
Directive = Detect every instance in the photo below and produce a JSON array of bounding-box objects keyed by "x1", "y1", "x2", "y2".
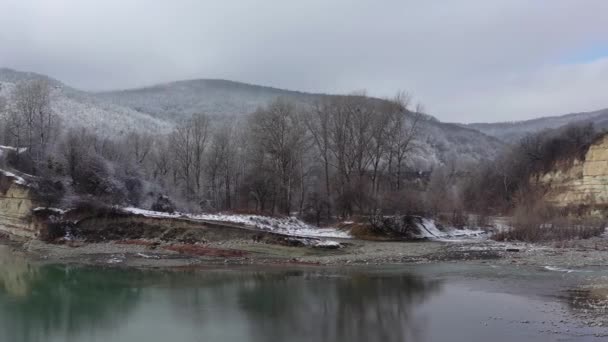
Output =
[
  {"x1": 0, "y1": 245, "x2": 39, "y2": 297},
  {"x1": 0, "y1": 246, "x2": 442, "y2": 342},
  {"x1": 0, "y1": 246, "x2": 142, "y2": 342}
]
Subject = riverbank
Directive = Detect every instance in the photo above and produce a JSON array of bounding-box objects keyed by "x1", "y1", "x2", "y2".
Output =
[{"x1": 7, "y1": 231, "x2": 608, "y2": 270}]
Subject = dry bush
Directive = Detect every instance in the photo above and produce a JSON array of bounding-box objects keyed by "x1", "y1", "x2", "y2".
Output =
[
  {"x1": 492, "y1": 186, "x2": 606, "y2": 242},
  {"x1": 350, "y1": 222, "x2": 383, "y2": 240},
  {"x1": 436, "y1": 210, "x2": 468, "y2": 229},
  {"x1": 493, "y1": 217, "x2": 605, "y2": 242},
  {"x1": 494, "y1": 196, "x2": 605, "y2": 242},
  {"x1": 466, "y1": 214, "x2": 492, "y2": 230},
  {"x1": 368, "y1": 212, "x2": 422, "y2": 239}
]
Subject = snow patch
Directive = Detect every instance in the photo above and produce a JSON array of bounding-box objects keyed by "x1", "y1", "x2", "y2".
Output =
[
  {"x1": 0, "y1": 145, "x2": 27, "y2": 154},
  {"x1": 0, "y1": 169, "x2": 27, "y2": 185},
  {"x1": 312, "y1": 240, "x2": 342, "y2": 248},
  {"x1": 122, "y1": 207, "x2": 351, "y2": 239},
  {"x1": 415, "y1": 218, "x2": 486, "y2": 241},
  {"x1": 543, "y1": 266, "x2": 593, "y2": 273},
  {"x1": 33, "y1": 207, "x2": 68, "y2": 215}
]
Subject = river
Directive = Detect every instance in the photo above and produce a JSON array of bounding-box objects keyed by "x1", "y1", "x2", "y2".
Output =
[{"x1": 1, "y1": 245, "x2": 607, "y2": 342}]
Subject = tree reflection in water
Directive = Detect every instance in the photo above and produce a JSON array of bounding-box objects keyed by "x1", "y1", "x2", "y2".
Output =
[
  {"x1": 235, "y1": 271, "x2": 442, "y2": 342},
  {"x1": 0, "y1": 245, "x2": 443, "y2": 342},
  {"x1": 168, "y1": 269, "x2": 442, "y2": 342}
]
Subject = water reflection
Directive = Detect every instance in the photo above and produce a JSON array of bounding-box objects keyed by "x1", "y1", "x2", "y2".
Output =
[
  {"x1": 0, "y1": 247, "x2": 442, "y2": 342},
  {"x1": 566, "y1": 286, "x2": 608, "y2": 317},
  {"x1": 236, "y1": 272, "x2": 441, "y2": 342},
  {"x1": 0, "y1": 245, "x2": 38, "y2": 297},
  {"x1": 0, "y1": 247, "x2": 143, "y2": 342}
]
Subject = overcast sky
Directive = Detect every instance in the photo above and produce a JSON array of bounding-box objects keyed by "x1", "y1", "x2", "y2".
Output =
[{"x1": 1, "y1": 0, "x2": 608, "y2": 123}]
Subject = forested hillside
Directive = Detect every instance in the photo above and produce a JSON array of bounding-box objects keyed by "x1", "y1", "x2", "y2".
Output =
[{"x1": 0, "y1": 68, "x2": 503, "y2": 221}]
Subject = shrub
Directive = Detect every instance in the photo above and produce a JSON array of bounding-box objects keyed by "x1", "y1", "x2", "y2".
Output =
[
  {"x1": 124, "y1": 176, "x2": 144, "y2": 205},
  {"x1": 493, "y1": 217, "x2": 606, "y2": 242},
  {"x1": 151, "y1": 195, "x2": 176, "y2": 213},
  {"x1": 491, "y1": 185, "x2": 607, "y2": 242},
  {"x1": 368, "y1": 212, "x2": 420, "y2": 239},
  {"x1": 34, "y1": 178, "x2": 65, "y2": 207}
]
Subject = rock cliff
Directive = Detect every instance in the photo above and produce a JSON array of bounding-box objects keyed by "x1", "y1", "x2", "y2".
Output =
[
  {"x1": 0, "y1": 171, "x2": 42, "y2": 239},
  {"x1": 541, "y1": 133, "x2": 608, "y2": 207}
]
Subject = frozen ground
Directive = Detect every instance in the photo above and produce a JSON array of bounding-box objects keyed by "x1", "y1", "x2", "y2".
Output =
[
  {"x1": 415, "y1": 218, "x2": 487, "y2": 241},
  {"x1": 123, "y1": 207, "x2": 351, "y2": 239}
]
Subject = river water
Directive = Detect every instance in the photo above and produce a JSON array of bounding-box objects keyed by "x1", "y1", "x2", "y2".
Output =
[{"x1": 1, "y1": 245, "x2": 607, "y2": 342}]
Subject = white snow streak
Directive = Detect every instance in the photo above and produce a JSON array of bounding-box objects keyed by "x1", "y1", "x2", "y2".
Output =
[
  {"x1": 122, "y1": 207, "x2": 351, "y2": 239},
  {"x1": 415, "y1": 218, "x2": 486, "y2": 241},
  {"x1": 0, "y1": 169, "x2": 27, "y2": 185}
]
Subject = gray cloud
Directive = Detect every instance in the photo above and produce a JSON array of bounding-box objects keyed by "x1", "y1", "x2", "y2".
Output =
[{"x1": 1, "y1": 0, "x2": 608, "y2": 122}]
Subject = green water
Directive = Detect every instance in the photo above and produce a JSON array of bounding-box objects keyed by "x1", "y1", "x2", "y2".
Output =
[{"x1": 1, "y1": 245, "x2": 607, "y2": 342}]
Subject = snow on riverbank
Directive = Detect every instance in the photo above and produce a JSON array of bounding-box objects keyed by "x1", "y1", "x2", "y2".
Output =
[
  {"x1": 123, "y1": 207, "x2": 351, "y2": 239},
  {"x1": 415, "y1": 218, "x2": 487, "y2": 241},
  {"x1": 0, "y1": 169, "x2": 28, "y2": 185}
]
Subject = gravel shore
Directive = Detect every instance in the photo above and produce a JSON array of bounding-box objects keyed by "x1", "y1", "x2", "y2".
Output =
[{"x1": 8, "y1": 233, "x2": 608, "y2": 270}]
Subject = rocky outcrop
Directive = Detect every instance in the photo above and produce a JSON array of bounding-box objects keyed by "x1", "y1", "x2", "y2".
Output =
[
  {"x1": 0, "y1": 171, "x2": 42, "y2": 239},
  {"x1": 541, "y1": 133, "x2": 608, "y2": 207}
]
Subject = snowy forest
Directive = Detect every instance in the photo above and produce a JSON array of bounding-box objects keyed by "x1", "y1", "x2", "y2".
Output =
[
  {"x1": 1, "y1": 77, "x2": 598, "y2": 232},
  {"x1": 0, "y1": 79, "x2": 443, "y2": 222}
]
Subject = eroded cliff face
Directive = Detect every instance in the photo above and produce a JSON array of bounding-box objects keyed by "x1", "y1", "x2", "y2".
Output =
[
  {"x1": 0, "y1": 173, "x2": 40, "y2": 239},
  {"x1": 541, "y1": 134, "x2": 608, "y2": 207}
]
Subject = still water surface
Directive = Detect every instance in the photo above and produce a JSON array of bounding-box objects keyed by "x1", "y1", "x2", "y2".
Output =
[{"x1": 0, "y1": 245, "x2": 606, "y2": 342}]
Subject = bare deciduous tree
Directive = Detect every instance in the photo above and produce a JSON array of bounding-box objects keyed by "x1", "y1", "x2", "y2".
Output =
[
  {"x1": 249, "y1": 99, "x2": 307, "y2": 214},
  {"x1": 169, "y1": 113, "x2": 210, "y2": 199},
  {"x1": 387, "y1": 93, "x2": 423, "y2": 191},
  {"x1": 11, "y1": 80, "x2": 57, "y2": 167}
]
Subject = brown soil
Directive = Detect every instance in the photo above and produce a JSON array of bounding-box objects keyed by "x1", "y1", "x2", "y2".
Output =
[
  {"x1": 116, "y1": 239, "x2": 157, "y2": 246},
  {"x1": 164, "y1": 244, "x2": 248, "y2": 258}
]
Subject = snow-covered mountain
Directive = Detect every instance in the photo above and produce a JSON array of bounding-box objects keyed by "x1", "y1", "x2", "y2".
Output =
[
  {"x1": 465, "y1": 108, "x2": 608, "y2": 143},
  {"x1": 95, "y1": 77, "x2": 504, "y2": 166},
  {"x1": 0, "y1": 68, "x2": 171, "y2": 137},
  {"x1": 96, "y1": 79, "x2": 324, "y2": 122},
  {"x1": 412, "y1": 119, "x2": 504, "y2": 168},
  {"x1": 0, "y1": 68, "x2": 503, "y2": 167}
]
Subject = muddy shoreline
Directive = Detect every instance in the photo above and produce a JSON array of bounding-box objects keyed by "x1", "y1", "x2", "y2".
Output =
[{"x1": 5, "y1": 233, "x2": 608, "y2": 270}]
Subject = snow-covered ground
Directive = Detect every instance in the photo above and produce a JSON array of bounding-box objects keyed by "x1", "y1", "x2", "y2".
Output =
[
  {"x1": 415, "y1": 218, "x2": 487, "y2": 241},
  {"x1": 123, "y1": 207, "x2": 351, "y2": 239},
  {"x1": 0, "y1": 169, "x2": 28, "y2": 185},
  {"x1": 122, "y1": 207, "x2": 492, "y2": 241}
]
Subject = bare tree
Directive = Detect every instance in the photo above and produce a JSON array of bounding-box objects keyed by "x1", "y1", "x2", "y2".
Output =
[
  {"x1": 323, "y1": 95, "x2": 382, "y2": 215},
  {"x1": 0, "y1": 93, "x2": 8, "y2": 144},
  {"x1": 169, "y1": 113, "x2": 210, "y2": 199},
  {"x1": 249, "y1": 99, "x2": 307, "y2": 214},
  {"x1": 304, "y1": 101, "x2": 334, "y2": 218},
  {"x1": 387, "y1": 95, "x2": 423, "y2": 191},
  {"x1": 207, "y1": 123, "x2": 238, "y2": 210},
  {"x1": 11, "y1": 80, "x2": 56, "y2": 167},
  {"x1": 126, "y1": 132, "x2": 153, "y2": 165},
  {"x1": 150, "y1": 137, "x2": 171, "y2": 182},
  {"x1": 191, "y1": 113, "x2": 210, "y2": 194},
  {"x1": 60, "y1": 128, "x2": 95, "y2": 184}
]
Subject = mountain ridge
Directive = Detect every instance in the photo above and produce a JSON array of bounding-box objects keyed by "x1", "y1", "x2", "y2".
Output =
[
  {"x1": 0, "y1": 67, "x2": 504, "y2": 168},
  {"x1": 463, "y1": 108, "x2": 608, "y2": 142}
]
